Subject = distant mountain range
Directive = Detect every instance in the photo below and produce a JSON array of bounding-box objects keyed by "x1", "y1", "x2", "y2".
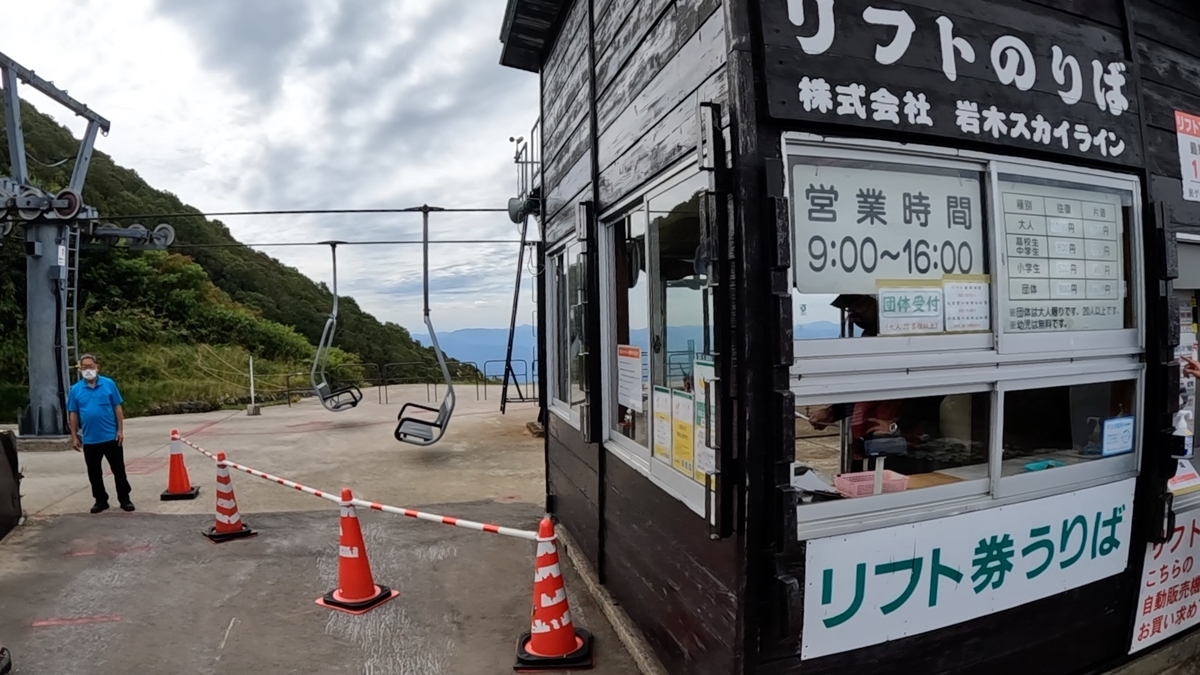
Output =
[{"x1": 414, "y1": 321, "x2": 842, "y2": 379}]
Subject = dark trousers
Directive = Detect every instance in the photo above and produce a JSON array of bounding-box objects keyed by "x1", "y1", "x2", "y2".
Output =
[{"x1": 83, "y1": 440, "x2": 131, "y2": 506}]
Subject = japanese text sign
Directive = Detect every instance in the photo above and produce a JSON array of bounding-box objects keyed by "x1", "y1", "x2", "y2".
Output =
[
  {"x1": 1177, "y1": 111, "x2": 1200, "y2": 203},
  {"x1": 803, "y1": 478, "x2": 1135, "y2": 659},
  {"x1": 790, "y1": 160, "x2": 984, "y2": 295},
  {"x1": 617, "y1": 345, "x2": 644, "y2": 413},
  {"x1": 1131, "y1": 509, "x2": 1200, "y2": 653},
  {"x1": 1000, "y1": 179, "x2": 1127, "y2": 333},
  {"x1": 763, "y1": 0, "x2": 1142, "y2": 166},
  {"x1": 877, "y1": 284, "x2": 944, "y2": 335}
]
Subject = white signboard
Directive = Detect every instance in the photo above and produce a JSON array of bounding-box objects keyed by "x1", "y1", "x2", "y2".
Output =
[
  {"x1": 1002, "y1": 180, "x2": 1126, "y2": 332},
  {"x1": 944, "y1": 276, "x2": 991, "y2": 333},
  {"x1": 877, "y1": 285, "x2": 944, "y2": 335},
  {"x1": 791, "y1": 162, "x2": 985, "y2": 295},
  {"x1": 1131, "y1": 507, "x2": 1200, "y2": 653},
  {"x1": 1102, "y1": 416, "x2": 1135, "y2": 457},
  {"x1": 1177, "y1": 110, "x2": 1200, "y2": 203},
  {"x1": 617, "y1": 345, "x2": 643, "y2": 413},
  {"x1": 693, "y1": 360, "x2": 717, "y2": 484},
  {"x1": 803, "y1": 478, "x2": 1136, "y2": 660},
  {"x1": 1178, "y1": 306, "x2": 1197, "y2": 456},
  {"x1": 652, "y1": 387, "x2": 672, "y2": 463}
]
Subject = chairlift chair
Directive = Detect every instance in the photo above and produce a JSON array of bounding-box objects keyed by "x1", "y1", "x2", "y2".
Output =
[
  {"x1": 395, "y1": 207, "x2": 456, "y2": 446},
  {"x1": 312, "y1": 242, "x2": 363, "y2": 412}
]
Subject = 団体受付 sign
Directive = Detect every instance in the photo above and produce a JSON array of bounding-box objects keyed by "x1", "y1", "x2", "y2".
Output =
[
  {"x1": 802, "y1": 478, "x2": 1136, "y2": 659},
  {"x1": 789, "y1": 160, "x2": 985, "y2": 295},
  {"x1": 1131, "y1": 508, "x2": 1200, "y2": 653},
  {"x1": 1177, "y1": 111, "x2": 1200, "y2": 202},
  {"x1": 762, "y1": 0, "x2": 1142, "y2": 166}
]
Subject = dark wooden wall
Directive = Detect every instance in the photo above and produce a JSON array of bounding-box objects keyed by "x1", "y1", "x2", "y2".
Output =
[{"x1": 537, "y1": 1, "x2": 741, "y2": 674}]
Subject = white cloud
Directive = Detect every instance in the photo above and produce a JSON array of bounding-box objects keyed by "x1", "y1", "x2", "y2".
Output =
[{"x1": 1, "y1": 0, "x2": 540, "y2": 331}]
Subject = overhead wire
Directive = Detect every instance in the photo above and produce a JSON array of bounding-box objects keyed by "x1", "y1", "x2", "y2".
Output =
[
  {"x1": 93, "y1": 206, "x2": 510, "y2": 221},
  {"x1": 172, "y1": 238, "x2": 533, "y2": 249}
]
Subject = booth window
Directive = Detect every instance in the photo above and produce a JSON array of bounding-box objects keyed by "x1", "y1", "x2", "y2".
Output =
[
  {"x1": 791, "y1": 156, "x2": 991, "y2": 355},
  {"x1": 785, "y1": 137, "x2": 1144, "y2": 534},
  {"x1": 549, "y1": 241, "x2": 587, "y2": 425},
  {"x1": 611, "y1": 206, "x2": 650, "y2": 448},
  {"x1": 600, "y1": 165, "x2": 716, "y2": 517}
]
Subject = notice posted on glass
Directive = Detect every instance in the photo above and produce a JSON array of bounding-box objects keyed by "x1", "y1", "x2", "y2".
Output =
[
  {"x1": 693, "y1": 360, "x2": 717, "y2": 485},
  {"x1": 791, "y1": 161, "x2": 985, "y2": 296},
  {"x1": 652, "y1": 387, "x2": 672, "y2": 463},
  {"x1": 1001, "y1": 181, "x2": 1125, "y2": 333},
  {"x1": 617, "y1": 345, "x2": 643, "y2": 413}
]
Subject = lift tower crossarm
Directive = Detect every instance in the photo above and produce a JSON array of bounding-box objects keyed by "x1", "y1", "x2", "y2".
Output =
[{"x1": 0, "y1": 50, "x2": 110, "y2": 191}]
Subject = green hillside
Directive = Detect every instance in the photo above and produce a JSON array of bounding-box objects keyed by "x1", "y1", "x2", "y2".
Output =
[{"x1": 0, "y1": 99, "x2": 467, "y2": 418}]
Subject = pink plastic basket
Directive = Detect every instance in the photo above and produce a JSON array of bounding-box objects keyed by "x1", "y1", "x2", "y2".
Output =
[{"x1": 835, "y1": 470, "x2": 909, "y2": 497}]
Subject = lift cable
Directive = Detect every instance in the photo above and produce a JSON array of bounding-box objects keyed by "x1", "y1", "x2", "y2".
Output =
[
  {"x1": 93, "y1": 206, "x2": 509, "y2": 221},
  {"x1": 170, "y1": 238, "x2": 533, "y2": 249}
]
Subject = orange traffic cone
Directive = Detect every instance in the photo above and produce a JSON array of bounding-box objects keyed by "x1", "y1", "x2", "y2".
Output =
[
  {"x1": 202, "y1": 452, "x2": 256, "y2": 543},
  {"x1": 160, "y1": 429, "x2": 200, "y2": 501},
  {"x1": 514, "y1": 516, "x2": 594, "y2": 671},
  {"x1": 316, "y1": 488, "x2": 398, "y2": 615}
]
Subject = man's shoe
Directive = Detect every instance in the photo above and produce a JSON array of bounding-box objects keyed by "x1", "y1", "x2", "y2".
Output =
[
  {"x1": 89, "y1": 503, "x2": 109, "y2": 514},
  {"x1": 120, "y1": 503, "x2": 135, "y2": 512}
]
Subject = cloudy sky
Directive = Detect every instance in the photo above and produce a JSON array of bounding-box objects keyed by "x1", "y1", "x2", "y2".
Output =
[{"x1": 1, "y1": 0, "x2": 540, "y2": 331}]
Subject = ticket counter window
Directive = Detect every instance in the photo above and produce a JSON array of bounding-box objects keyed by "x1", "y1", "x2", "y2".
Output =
[
  {"x1": 789, "y1": 156, "x2": 990, "y2": 344},
  {"x1": 1001, "y1": 380, "x2": 1137, "y2": 475},
  {"x1": 795, "y1": 391, "x2": 990, "y2": 499}
]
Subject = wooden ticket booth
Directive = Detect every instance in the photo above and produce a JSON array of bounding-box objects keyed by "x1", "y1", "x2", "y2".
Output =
[{"x1": 497, "y1": 1, "x2": 1200, "y2": 673}]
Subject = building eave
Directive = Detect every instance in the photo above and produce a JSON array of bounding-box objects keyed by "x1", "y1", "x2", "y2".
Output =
[{"x1": 498, "y1": 0, "x2": 569, "y2": 73}]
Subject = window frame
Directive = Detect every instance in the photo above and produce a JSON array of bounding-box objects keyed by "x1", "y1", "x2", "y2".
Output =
[
  {"x1": 597, "y1": 160, "x2": 711, "y2": 518},
  {"x1": 782, "y1": 132, "x2": 1148, "y2": 539},
  {"x1": 985, "y1": 159, "x2": 1145, "y2": 356},
  {"x1": 546, "y1": 246, "x2": 579, "y2": 428}
]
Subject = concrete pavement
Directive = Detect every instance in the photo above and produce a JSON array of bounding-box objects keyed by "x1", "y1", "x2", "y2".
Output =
[{"x1": 0, "y1": 386, "x2": 640, "y2": 674}]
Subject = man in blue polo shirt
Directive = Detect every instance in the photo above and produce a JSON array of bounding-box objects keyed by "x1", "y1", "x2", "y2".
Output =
[{"x1": 66, "y1": 353, "x2": 133, "y2": 513}]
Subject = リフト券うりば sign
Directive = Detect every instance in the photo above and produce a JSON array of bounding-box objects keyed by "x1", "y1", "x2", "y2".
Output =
[{"x1": 803, "y1": 478, "x2": 1136, "y2": 659}]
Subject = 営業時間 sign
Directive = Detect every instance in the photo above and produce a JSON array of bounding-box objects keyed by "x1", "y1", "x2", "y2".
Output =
[
  {"x1": 761, "y1": 0, "x2": 1143, "y2": 166},
  {"x1": 789, "y1": 159, "x2": 984, "y2": 295}
]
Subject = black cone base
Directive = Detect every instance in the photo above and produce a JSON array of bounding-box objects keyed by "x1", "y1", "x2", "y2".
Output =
[
  {"x1": 202, "y1": 524, "x2": 257, "y2": 543},
  {"x1": 161, "y1": 486, "x2": 201, "y2": 501},
  {"x1": 514, "y1": 628, "x2": 594, "y2": 671},
  {"x1": 316, "y1": 585, "x2": 399, "y2": 615}
]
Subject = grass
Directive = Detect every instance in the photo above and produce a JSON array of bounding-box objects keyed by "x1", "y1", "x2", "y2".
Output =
[{"x1": 0, "y1": 343, "x2": 506, "y2": 423}]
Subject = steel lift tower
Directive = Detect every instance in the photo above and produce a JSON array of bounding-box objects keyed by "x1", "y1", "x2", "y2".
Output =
[{"x1": 1, "y1": 51, "x2": 174, "y2": 438}]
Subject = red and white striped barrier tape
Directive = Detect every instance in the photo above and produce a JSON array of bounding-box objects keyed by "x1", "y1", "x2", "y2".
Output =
[{"x1": 177, "y1": 435, "x2": 538, "y2": 541}]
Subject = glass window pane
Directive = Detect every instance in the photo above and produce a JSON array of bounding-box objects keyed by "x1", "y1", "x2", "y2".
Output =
[
  {"x1": 1001, "y1": 380, "x2": 1136, "y2": 476},
  {"x1": 649, "y1": 173, "x2": 710, "y2": 395},
  {"x1": 612, "y1": 209, "x2": 650, "y2": 447},
  {"x1": 553, "y1": 253, "x2": 569, "y2": 404},
  {"x1": 794, "y1": 391, "x2": 991, "y2": 501},
  {"x1": 996, "y1": 174, "x2": 1134, "y2": 333},
  {"x1": 789, "y1": 156, "x2": 990, "y2": 341},
  {"x1": 566, "y1": 242, "x2": 586, "y2": 413}
]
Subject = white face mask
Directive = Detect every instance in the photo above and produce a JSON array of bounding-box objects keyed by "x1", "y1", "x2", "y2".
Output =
[{"x1": 81, "y1": 369, "x2": 98, "y2": 381}]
